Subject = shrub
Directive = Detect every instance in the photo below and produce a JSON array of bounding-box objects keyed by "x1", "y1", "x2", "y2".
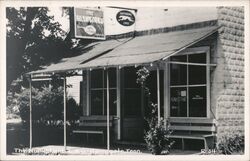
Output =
[
  {"x1": 217, "y1": 134, "x2": 244, "y2": 155},
  {"x1": 144, "y1": 104, "x2": 173, "y2": 155},
  {"x1": 137, "y1": 67, "x2": 174, "y2": 155},
  {"x1": 8, "y1": 85, "x2": 81, "y2": 126}
]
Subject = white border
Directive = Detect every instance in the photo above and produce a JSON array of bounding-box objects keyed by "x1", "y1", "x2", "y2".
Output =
[{"x1": 0, "y1": 1, "x2": 249, "y2": 161}]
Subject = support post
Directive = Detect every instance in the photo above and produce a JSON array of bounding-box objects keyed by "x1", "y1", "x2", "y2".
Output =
[
  {"x1": 29, "y1": 75, "x2": 32, "y2": 149},
  {"x1": 86, "y1": 70, "x2": 90, "y2": 116},
  {"x1": 106, "y1": 69, "x2": 110, "y2": 150},
  {"x1": 116, "y1": 67, "x2": 121, "y2": 140},
  {"x1": 157, "y1": 66, "x2": 161, "y2": 126},
  {"x1": 63, "y1": 76, "x2": 67, "y2": 151},
  {"x1": 164, "y1": 61, "x2": 170, "y2": 128}
]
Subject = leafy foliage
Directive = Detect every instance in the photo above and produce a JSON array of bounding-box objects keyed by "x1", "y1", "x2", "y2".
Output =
[
  {"x1": 6, "y1": 7, "x2": 77, "y2": 92},
  {"x1": 136, "y1": 66, "x2": 173, "y2": 155},
  {"x1": 216, "y1": 134, "x2": 244, "y2": 155},
  {"x1": 144, "y1": 105, "x2": 173, "y2": 155},
  {"x1": 9, "y1": 85, "x2": 81, "y2": 126}
]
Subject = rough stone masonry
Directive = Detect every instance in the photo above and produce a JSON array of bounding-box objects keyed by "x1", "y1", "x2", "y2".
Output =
[{"x1": 216, "y1": 7, "x2": 244, "y2": 142}]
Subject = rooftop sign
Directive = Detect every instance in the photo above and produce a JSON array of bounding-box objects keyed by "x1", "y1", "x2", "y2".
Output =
[
  {"x1": 116, "y1": 10, "x2": 135, "y2": 26},
  {"x1": 73, "y1": 8, "x2": 105, "y2": 40}
]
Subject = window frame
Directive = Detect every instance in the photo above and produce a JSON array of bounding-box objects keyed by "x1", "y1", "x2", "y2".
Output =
[
  {"x1": 122, "y1": 67, "x2": 142, "y2": 118},
  {"x1": 167, "y1": 46, "x2": 211, "y2": 119},
  {"x1": 88, "y1": 68, "x2": 117, "y2": 116}
]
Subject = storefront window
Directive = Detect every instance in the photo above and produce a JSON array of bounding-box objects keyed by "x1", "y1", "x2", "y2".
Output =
[
  {"x1": 170, "y1": 53, "x2": 207, "y2": 117},
  {"x1": 90, "y1": 68, "x2": 117, "y2": 115}
]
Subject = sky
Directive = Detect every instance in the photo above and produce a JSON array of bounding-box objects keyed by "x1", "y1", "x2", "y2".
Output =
[{"x1": 49, "y1": 7, "x2": 217, "y2": 36}]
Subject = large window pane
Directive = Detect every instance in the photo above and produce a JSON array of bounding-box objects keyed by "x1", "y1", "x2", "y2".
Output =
[
  {"x1": 103, "y1": 89, "x2": 117, "y2": 115},
  {"x1": 170, "y1": 87, "x2": 187, "y2": 117},
  {"x1": 90, "y1": 90, "x2": 103, "y2": 115},
  {"x1": 188, "y1": 53, "x2": 206, "y2": 63},
  {"x1": 189, "y1": 65, "x2": 206, "y2": 85},
  {"x1": 189, "y1": 86, "x2": 206, "y2": 117},
  {"x1": 91, "y1": 69, "x2": 103, "y2": 88},
  {"x1": 170, "y1": 64, "x2": 187, "y2": 85},
  {"x1": 171, "y1": 55, "x2": 187, "y2": 62},
  {"x1": 124, "y1": 89, "x2": 141, "y2": 117}
]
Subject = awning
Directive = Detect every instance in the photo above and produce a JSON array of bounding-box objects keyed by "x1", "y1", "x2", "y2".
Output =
[{"x1": 29, "y1": 26, "x2": 218, "y2": 75}]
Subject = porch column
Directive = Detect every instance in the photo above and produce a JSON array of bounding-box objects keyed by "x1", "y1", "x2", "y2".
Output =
[
  {"x1": 106, "y1": 69, "x2": 110, "y2": 150},
  {"x1": 157, "y1": 66, "x2": 161, "y2": 125},
  {"x1": 86, "y1": 70, "x2": 90, "y2": 116},
  {"x1": 63, "y1": 76, "x2": 67, "y2": 151},
  {"x1": 164, "y1": 62, "x2": 170, "y2": 128},
  {"x1": 29, "y1": 75, "x2": 32, "y2": 149},
  {"x1": 116, "y1": 67, "x2": 121, "y2": 140}
]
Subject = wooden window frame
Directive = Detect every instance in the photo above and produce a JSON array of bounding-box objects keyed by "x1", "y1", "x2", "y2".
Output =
[
  {"x1": 88, "y1": 69, "x2": 117, "y2": 116},
  {"x1": 166, "y1": 46, "x2": 212, "y2": 119}
]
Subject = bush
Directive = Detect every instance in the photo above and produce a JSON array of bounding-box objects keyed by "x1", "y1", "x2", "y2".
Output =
[
  {"x1": 137, "y1": 67, "x2": 174, "y2": 155},
  {"x1": 217, "y1": 134, "x2": 244, "y2": 155},
  {"x1": 144, "y1": 103, "x2": 173, "y2": 155},
  {"x1": 8, "y1": 85, "x2": 81, "y2": 126}
]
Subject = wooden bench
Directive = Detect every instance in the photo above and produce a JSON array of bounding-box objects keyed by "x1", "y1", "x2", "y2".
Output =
[
  {"x1": 168, "y1": 118, "x2": 217, "y2": 151},
  {"x1": 72, "y1": 115, "x2": 114, "y2": 144}
]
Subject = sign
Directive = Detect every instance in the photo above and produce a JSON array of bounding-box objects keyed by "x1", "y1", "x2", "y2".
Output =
[
  {"x1": 116, "y1": 10, "x2": 135, "y2": 26},
  {"x1": 192, "y1": 95, "x2": 204, "y2": 100},
  {"x1": 105, "y1": 8, "x2": 136, "y2": 35},
  {"x1": 74, "y1": 8, "x2": 105, "y2": 40}
]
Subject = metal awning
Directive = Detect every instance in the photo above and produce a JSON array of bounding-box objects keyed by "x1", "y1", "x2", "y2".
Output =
[{"x1": 29, "y1": 26, "x2": 218, "y2": 74}]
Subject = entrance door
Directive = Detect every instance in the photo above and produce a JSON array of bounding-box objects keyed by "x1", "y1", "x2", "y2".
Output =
[
  {"x1": 121, "y1": 67, "x2": 144, "y2": 142},
  {"x1": 120, "y1": 67, "x2": 164, "y2": 142}
]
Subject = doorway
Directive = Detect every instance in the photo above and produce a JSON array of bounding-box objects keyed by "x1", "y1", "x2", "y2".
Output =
[{"x1": 120, "y1": 67, "x2": 164, "y2": 142}]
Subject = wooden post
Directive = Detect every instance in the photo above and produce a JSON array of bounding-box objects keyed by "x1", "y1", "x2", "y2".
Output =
[
  {"x1": 164, "y1": 62, "x2": 170, "y2": 128},
  {"x1": 29, "y1": 75, "x2": 32, "y2": 149},
  {"x1": 86, "y1": 70, "x2": 90, "y2": 116},
  {"x1": 206, "y1": 50, "x2": 211, "y2": 118},
  {"x1": 63, "y1": 76, "x2": 67, "y2": 151},
  {"x1": 106, "y1": 69, "x2": 110, "y2": 150},
  {"x1": 157, "y1": 66, "x2": 161, "y2": 126},
  {"x1": 116, "y1": 67, "x2": 121, "y2": 140}
]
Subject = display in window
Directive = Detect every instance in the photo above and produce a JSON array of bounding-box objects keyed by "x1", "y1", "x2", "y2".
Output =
[
  {"x1": 189, "y1": 86, "x2": 207, "y2": 117},
  {"x1": 170, "y1": 87, "x2": 187, "y2": 117}
]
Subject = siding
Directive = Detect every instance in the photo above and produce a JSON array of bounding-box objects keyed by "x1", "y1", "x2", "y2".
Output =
[{"x1": 66, "y1": 71, "x2": 82, "y2": 104}]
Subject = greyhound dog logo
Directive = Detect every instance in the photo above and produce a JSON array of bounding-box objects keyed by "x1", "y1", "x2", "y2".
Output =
[{"x1": 116, "y1": 10, "x2": 135, "y2": 26}]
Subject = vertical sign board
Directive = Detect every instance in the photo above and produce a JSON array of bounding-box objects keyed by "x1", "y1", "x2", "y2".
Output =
[{"x1": 74, "y1": 8, "x2": 105, "y2": 40}]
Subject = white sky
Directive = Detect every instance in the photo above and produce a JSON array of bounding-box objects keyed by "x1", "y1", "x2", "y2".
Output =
[{"x1": 49, "y1": 7, "x2": 217, "y2": 36}]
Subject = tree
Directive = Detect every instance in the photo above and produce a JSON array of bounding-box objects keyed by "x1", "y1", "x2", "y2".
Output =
[{"x1": 6, "y1": 7, "x2": 77, "y2": 92}]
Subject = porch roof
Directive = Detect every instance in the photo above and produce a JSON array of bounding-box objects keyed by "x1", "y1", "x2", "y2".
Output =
[{"x1": 29, "y1": 26, "x2": 218, "y2": 75}]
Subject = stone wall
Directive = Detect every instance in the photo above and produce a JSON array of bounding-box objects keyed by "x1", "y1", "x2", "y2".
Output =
[{"x1": 215, "y1": 7, "x2": 244, "y2": 142}]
